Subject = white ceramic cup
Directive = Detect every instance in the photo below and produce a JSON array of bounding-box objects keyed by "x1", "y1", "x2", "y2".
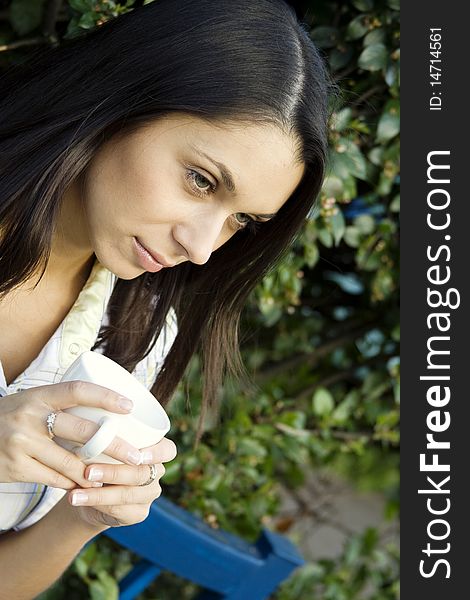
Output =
[{"x1": 55, "y1": 350, "x2": 170, "y2": 465}]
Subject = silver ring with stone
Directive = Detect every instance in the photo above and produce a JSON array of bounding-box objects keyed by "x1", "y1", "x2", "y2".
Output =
[
  {"x1": 46, "y1": 411, "x2": 60, "y2": 439},
  {"x1": 141, "y1": 464, "x2": 157, "y2": 486}
]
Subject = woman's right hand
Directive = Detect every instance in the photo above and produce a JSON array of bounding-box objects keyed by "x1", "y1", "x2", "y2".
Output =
[{"x1": 0, "y1": 381, "x2": 145, "y2": 490}]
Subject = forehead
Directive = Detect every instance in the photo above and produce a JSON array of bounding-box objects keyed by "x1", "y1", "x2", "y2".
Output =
[{"x1": 140, "y1": 113, "x2": 305, "y2": 209}]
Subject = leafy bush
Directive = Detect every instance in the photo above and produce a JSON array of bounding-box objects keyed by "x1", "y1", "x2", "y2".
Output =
[{"x1": 1, "y1": 1, "x2": 400, "y2": 598}]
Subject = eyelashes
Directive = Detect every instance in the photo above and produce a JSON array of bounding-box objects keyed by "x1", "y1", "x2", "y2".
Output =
[
  {"x1": 185, "y1": 168, "x2": 216, "y2": 196},
  {"x1": 184, "y1": 168, "x2": 264, "y2": 233}
]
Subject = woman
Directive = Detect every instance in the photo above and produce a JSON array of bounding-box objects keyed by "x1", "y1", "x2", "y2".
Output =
[{"x1": 0, "y1": 0, "x2": 331, "y2": 596}]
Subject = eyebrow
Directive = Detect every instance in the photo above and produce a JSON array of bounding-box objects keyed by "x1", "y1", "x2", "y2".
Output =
[{"x1": 188, "y1": 143, "x2": 278, "y2": 219}]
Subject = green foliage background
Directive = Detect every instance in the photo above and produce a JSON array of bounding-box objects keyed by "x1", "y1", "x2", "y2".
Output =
[{"x1": 0, "y1": 0, "x2": 400, "y2": 598}]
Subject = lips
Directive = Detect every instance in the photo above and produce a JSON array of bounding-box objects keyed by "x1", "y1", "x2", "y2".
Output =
[
  {"x1": 134, "y1": 237, "x2": 176, "y2": 272},
  {"x1": 144, "y1": 248, "x2": 175, "y2": 268},
  {"x1": 139, "y1": 242, "x2": 175, "y2": 267}
]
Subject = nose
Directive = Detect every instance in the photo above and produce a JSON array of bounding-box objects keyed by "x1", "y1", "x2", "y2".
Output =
[{"x1": 173, "y1": 207, "x2": 228, "y2": 265}]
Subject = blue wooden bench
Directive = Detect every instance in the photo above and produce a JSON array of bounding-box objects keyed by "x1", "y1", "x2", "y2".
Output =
[{"x1": 104, "y1": 496, "x2": 304, "y2": 599}]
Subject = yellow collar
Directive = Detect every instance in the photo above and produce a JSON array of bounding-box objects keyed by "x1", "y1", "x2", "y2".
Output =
[{"x1": 59, "y1": 259, "x2": 117, "y2": 369}]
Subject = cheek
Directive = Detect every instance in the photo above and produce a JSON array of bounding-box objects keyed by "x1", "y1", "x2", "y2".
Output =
[{"x1": 130, "y1": 167, "x2": 182, "y2": 220}]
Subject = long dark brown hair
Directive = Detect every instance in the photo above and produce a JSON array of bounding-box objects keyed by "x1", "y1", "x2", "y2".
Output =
[{"x1": 0, "y1": 0, "x2": 332, "y2": 434}]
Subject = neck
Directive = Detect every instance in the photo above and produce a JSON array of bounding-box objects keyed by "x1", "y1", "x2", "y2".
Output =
[
  {"x1": 46, "y1": 178, "x2": 95, "y2": 282},
  {"x1": 21, "y1": 180, "x2": 96, "y2": 291}
]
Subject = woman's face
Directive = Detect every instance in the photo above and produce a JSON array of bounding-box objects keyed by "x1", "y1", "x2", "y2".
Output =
[{"x1": 67, "y1": 113, "x2": 305, "y2": 279}]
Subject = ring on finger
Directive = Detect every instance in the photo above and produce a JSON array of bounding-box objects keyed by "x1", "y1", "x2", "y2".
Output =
[
  {"x1": 140, "y1": 464, "x2": 158, "y2": 486},
  {"x1": 46, "y1": 411, "x2": 61, "y2": 440}
]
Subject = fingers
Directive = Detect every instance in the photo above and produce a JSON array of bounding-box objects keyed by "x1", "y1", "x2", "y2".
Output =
[
  {"x1": 30, "y1": 437, "x2": 106, "y2": 489},
  {"x1": 0, "y1": 382, "x2": 136, "y2": 490},
  {"x1": 84, "y1": 462, "x2": 166, "y2": 486},
  {"x1": 33, "y1": 380, "x2": 135, "y2": 414},
  {"x1": 78, "y1": 507, "x2": 128, "y2": 529},
  {"x1": 69, "y1": 473, "x2": 163, "y2": 506},
  {"x1": 139, "y1": 437, "x2": 177, "y2": 464},
  {"x1": 77, "y1": 504, "x2": 151, "y2": 528},
  {"x1": 7, "y1": 455, "x2": 78, "y2": 490},
  {"x1": 52, "y1": 412, "x2": 144, "y2": 466}
]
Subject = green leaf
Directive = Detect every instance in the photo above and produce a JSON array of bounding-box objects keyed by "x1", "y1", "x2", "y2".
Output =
[
  {"x1": 385, "y1": 65, "x2": 397, "y2": 89},
  {"x1": 362, "y1": 527, "x2": 379, "y2": 553},
  {"x1": 9, "y1": 0, "x2": 46, "y2": 35},
  {"x1": 357, "y1": 235, "x2": 382, "y2": 270},
  {"x1": 203, "y1": 470, "x2": 224, "y2": 492},
  {"x1": 329, "y1": 45, "x2": 354, "y2": 71},
  {"x1": 377, "y1": 170, "x2": 394, "y2": 196},
  {"x1": 69, "y1": 0, "x2": 93, "y2": 11},
  {"x1": 350, "y1": 117, "x2": 371, "y2": 135},
  {"x1": 311, "y1": 26, "x2": 340, "y2": 49},
  {"x1": 312, "y1": 388, "x2": 335, "y2": 416},
  {"x1": 237, "y1": 438, "x2": 267, "y2": 459},
  {"x1": 390, "y1": 194, "x2": 400, "y2": 212},
  {"x1": 354, "y1": 214, "x2": 375, "y2": 234},
  {"x1": 372, "y1": 267, "x2": 395, "y2": 300},
  {"x1": 64, "y1": 18, "x2": 83, "y2": 39},
  {"x1": 280, "y1": 411, "x2": 307, "y2": 429},
  {"x1": 78, "y1": 12, "x2": 98, "y2": 29},
  {"x1": 368, "y1": 146, "x2": 384, "y2": 166},
  {"x1": 363, "y1": 28, "x2": 385, "y2": 46},
  {"x1": 331, "y1": 138, "x2": 368, "y2": 181},
  {"x1": 344, "y1": 226, "x2": 361, "y2": 248},
  {"x1": 391, "y1": 325, "x2": 400, "y2": 342},
  {"x1": 331, "y1": 394, "x2": 357, "y2": 424},
  {"x1": 74, "y1": 556, "x2": 89, "y2": 579},
  {"x1": 330, "y1": 209, "x2": 346, "y2": 245},
  {"x1": 376, "y1": 409, "x2": 400, "y2": 428},
  {"x1": 322, "y1": 174, "x2": 344, "y2": 198},
  {"x1": 346, "y1": 15, "x2": 370, "y2": 41},
  {"x1": 283, "y1": 463, "x2": 306, "y2": 487},
  {"x1": 344, "y1": 534, "x2": 362, "y2": 565},
  {"x1": 161, "y1": 461, "x2": 181, "y2": 484},
  {"x1": 89, "y1": 571, "x2": 119, "y2": 600},
  {"x1": 74, "y1": 543, "x2": 96, "y2": 580},
  {"x1": 341, "y1": 174, "x2": 357, "y2": 201},
  {"x1": 376, "y1": 99, "x2": 400, "y2": 142},
  {"x1": 352, "y1": 0, "x2": 374, "y2": 11},
  {"x1": 317, "y1": 226, "x2": 333, "y2": 248},
  {"x1": 394, "y1": 377, "x2": 401, "y2": 405},
  {"x1": 358, "y1": 43, "x2": 388, "y2": 71},
  {"x1": 331, "y1": 107, "x2": 353, "y2": 132},
  {"x1": 304, "y1": 243, "x2": 319, "y2": 268}
]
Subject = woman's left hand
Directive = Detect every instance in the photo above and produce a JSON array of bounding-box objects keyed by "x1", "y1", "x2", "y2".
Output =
[{"x1": 67, "y1": 437, "x2": 177, "y2": 529}]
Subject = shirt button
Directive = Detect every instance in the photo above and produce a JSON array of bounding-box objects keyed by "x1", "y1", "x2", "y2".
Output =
[{"x1": 69, "y1": 343, "x2": 81, "y2": 355}]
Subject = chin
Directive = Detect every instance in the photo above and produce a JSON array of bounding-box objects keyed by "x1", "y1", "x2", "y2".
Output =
[
  {"x1": 115, "y1": 270, "x2": 145, "y2": 280},
  {"x1": 109, "y1": 263, "x2": 146, "y2": 280},
  {"x1": 93, "y1": 248, "x2": 144, "y2": 280}
]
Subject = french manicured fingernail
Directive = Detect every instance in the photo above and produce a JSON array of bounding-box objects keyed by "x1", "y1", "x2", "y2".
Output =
[
  {"x1": 71, "y1": 491, "x2": 88, "y2": 506},
  {"x1": 127, "y1": 449, "x2": 143, "y2": 465},
  {"x1": 118, "y1": 396, "x2": 134, "y2": 411},
  {"x1": 141, "y1": 450, "x2": 153, "y2": 464},
  {"x1": 87, "y1": 467, "x2": 103, "y2": 482}
]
